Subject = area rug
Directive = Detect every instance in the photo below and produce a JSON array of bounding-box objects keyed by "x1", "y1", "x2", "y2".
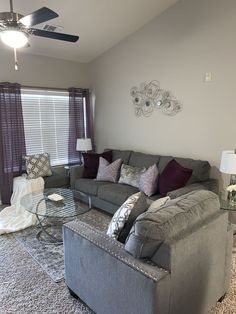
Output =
[{"x1": 15, "y1": 209, "x2": 111, "y2": 283}]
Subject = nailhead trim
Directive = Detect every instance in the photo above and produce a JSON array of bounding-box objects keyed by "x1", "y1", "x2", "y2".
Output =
[{"x1": 65, "y1": 221, "x2": 169, "y2": 281}]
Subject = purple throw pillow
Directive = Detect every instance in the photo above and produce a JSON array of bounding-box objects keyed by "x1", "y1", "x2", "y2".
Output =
[
  {"x1": 139, "y1": 164, "x2": 159, "y2": 197},
  {"x1": 96, "y1": 157, "x2": 122, "y2": 182},
  {"x1": 158, "y1": 159, "x2": 193, "y2": 196},
  {"x1": 82, "y1": 150, "x2": 112, "y2": 179}
]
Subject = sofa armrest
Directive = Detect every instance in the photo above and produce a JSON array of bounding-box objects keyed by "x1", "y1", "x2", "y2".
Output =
[
  {"x1": 63, "y1": 220, "x2": 168, "y2": 280},
  {"x1": 69, "y1": 165, "x2": 84, "y2": 189},
  {"x1": 63, "y1": 220, "x2": 170, "y2": 314},
  {"x1": 167, "y1": 179, "x2": 218, "y2": 199}
]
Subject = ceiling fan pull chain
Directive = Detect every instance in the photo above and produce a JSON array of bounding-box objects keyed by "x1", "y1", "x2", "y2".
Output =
[{"x1": 13, "y1": 48, "x2": 19, "y2": 71}]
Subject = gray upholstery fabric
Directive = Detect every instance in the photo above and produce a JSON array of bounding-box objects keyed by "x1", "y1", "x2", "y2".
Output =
[
  {"x1": 128, "y1": 152, "x2": 160, "y2": 168},
  {"x1": 63, "y1": 209, "x2": 232, "y2": 314},
  {"x1": 63, "y1": 221, "x2": 170, "y2": 314},
  {"x1": 70, "y1": 165, "x2": 84, "y2": 189},
  {"x1": 125, "y1": 190, "x2": 220, "y2": 259},
  {"x1": 97, "y1": 183, "x2": 139, "y2": 206},
  {"x1": 158, "y1": 156, "x2": 210, "y2": 184},
  {"x1": 70, "y1": 150, "x2": 217, "y2": 216},
  {"x1": 44, "y1": 166, "x2": 69, "y2": 188},
  {"x1": 75, "y1": 178, "x2": 109, "y2": 196},
  {"x1": 111, "y1": 149, "x2": 132, "y2": 164}
]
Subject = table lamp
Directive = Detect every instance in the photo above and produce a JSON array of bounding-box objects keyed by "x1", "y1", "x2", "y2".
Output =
[
  {"x1": 220, "y1": 150, "x2": 236, "y2": 185},
  {"x1": 76, "y1": 138, "x2": 92, "y2": 153}
]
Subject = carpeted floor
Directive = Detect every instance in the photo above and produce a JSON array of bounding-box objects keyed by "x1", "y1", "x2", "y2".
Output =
[{"x1": 0, "y1": 223, "x2": 235, "y2": 313}]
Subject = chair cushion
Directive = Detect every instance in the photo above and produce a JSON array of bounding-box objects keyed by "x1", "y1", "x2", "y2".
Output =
[
  {"x1": 75, "y1": 178, "x2": 110, "y2": 196},
  {"x1": 97, "y1": 183, "x2": 139, "y2": 206},
  {"x1": 128, "y1": 152, "x2": 160, "y2": 168},
  {"x1": 125, "y1": 190, "x2": 220, "y2": 260}
]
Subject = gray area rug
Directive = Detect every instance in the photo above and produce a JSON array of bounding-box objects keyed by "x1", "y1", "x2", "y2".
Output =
[{"x1": 15, "y1": 209, "x2": 111, "y2": 283}]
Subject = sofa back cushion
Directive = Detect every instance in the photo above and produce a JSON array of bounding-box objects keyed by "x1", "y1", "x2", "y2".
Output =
[
  {"x1": 128, "y1": 152, "x2": 160, "y2": 169},
  {"x1": 124, "y1": 190, "x2": 220, "y2": 261},
  {"x1": 158, "y1": 156, "x2": 210, "y2": 184},
  {"x1": 109, "y1": 149, "x2": 132, "y2": 164}
]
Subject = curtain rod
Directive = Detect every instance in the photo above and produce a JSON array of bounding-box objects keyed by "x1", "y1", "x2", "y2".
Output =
[{"x1": 21, "y1": 85, "x2": 68, "y2": 92}]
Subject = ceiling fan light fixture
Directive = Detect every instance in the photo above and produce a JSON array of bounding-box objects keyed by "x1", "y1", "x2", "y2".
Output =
[{"x1": 1, "y1": 30, "x2": 28, "y2": 48}]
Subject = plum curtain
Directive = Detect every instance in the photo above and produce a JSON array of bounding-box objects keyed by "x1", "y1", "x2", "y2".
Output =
[
  {"x1": 0, "y1": 83, "x2": 26, "y2": 204},
  {"x1": 68, "y1": 88, "x2": 93, "y2": 165}
]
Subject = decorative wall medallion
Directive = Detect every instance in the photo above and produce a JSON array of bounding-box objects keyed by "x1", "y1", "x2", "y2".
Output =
[{"x1": 131, "y1": 80, "x2": 182, "y2": 117}]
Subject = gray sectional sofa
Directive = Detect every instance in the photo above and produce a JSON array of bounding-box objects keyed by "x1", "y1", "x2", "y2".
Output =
[
  {"x1": 63, "y1": 190, "x2": 233, "y2": 314},
  {"x1": 70, "y1": 149, "x2": 218, "y2": 214}
]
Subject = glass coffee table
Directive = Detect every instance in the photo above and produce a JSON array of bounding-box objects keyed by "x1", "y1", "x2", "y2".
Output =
[{"x1": 21, "y1": 188, "x2": 91, "y2": 244}]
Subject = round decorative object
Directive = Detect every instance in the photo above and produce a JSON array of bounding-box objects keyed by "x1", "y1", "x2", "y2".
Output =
[
  {"x1": 130, "y1": 86, "x2": 138, "y2": 97},
  {"x1": 130, "y1": 80, "x2": 182, "y2": 117},
  {"x1": 133, "y1": 94, "x2": 144, "y2": 107},
  {"x1": 141, "y1": 99, "x2": 154, "y2": 117}
]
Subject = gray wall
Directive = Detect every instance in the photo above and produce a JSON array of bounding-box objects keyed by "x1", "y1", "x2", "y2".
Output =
[
  {"x1": 90, "y1": 0, "x2": 236, "y2": 189},
  {"x1": 0, "y1": 49, "x2": 89, "y2": 88}
]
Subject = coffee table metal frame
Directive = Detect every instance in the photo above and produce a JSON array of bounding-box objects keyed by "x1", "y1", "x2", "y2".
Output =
[{"x1": 22, "y1": 188, "x2": 91, "y2": 245}]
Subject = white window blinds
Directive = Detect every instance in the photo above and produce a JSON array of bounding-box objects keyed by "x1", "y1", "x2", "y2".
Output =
[{"x1": 21, "y1": 89, "x2": 69, "y2": 166}]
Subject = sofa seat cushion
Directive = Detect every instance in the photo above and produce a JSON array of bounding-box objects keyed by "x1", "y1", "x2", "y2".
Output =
[
  {"x1": 97, "y1": 183, "x2": 139, "y2": 206},
  {"x1": 125, "y1": 190, "x2": 220, "y2": 260},
  {"x1": 75, "y1": 178, "x2": 110, "y2": 196}
]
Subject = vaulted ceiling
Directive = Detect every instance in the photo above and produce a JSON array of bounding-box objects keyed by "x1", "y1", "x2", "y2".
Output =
[{"x1": 0, "y1": 0, "x2": 179, "y2": 63}]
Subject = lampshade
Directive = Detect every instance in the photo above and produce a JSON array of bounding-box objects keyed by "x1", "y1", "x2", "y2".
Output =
[
  {"x1": 1, "y1": 30, "x2": 28, "y2": 48},
  {"x1": 76, "y1": 138, "x2": 92, "y2": 151},
  {"x1": 220, "y1": 150, "x2": 236, "y2": 174}
]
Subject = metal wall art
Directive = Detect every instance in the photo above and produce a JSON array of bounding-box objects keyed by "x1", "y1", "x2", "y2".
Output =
[{"x1": 130, "y1": 80, "x2": 182, "y2": 117}]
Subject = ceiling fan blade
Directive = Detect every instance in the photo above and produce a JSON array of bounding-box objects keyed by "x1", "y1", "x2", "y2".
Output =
[
  {"x1": 18, "y1": 7, "x2": 58, "y2": 27},
  {"x1": 30, "y1": 28, "x2": 79, "y2": 42}
]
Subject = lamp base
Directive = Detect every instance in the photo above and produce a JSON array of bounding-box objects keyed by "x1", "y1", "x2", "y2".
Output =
[{"x1": 230, "y1": 174, "x2": 236, "y2": 185}]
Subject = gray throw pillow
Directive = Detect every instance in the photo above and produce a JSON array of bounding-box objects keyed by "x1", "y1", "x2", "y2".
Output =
[
  {"x1": 118, "y1": 192, "x2": 148, "y2": 244},
  {"x1": 25, "y1": 153, "x2": 52, "y2": 179},
  {"x1": 118, "y1": 164, "x2": 146, "y2": 188}
]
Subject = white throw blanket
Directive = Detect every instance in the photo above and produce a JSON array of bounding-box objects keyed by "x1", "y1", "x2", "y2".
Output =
[{"x1": 0, "y1": 175, "x2": 44, "y2": 235}]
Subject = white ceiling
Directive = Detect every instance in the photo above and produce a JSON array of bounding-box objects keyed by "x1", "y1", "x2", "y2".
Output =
[{"x1": 0, "y1": 0, "x2": 179, "y2": 63}]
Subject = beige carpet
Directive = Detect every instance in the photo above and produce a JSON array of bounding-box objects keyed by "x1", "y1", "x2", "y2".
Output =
[{"x1": 0, "y1": 232, "x2": 235, "y2": 314}]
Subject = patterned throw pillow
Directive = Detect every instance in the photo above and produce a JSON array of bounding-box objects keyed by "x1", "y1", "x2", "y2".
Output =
[
  {"x1": 139, "y1": 164, "x2": 159, "y2": 197},
  {"x1": 106, "y1": 192, "x2": 141, "y2": 239},
  {"x1": 96, "y1": 157, "x2": 122, "y2": 182},
  {"x1": 117, "y1": 192, "x2": 149, "y2": 244},
  {"x1": 118, "y1": 164, "x2": 146, "y2": 188},
  {"x1": 25, "y1": 153, "x2": 52, "y2": 179}
]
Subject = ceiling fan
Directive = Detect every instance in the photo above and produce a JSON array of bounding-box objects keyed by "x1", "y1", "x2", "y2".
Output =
[{"x1": 0, "y1": 0, "x2": 79, "y2": 70}]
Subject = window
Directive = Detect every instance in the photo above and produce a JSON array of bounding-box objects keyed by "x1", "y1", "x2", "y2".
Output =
[{"x1": 21, "y1": 89, "x2": 70, "y2": 166}]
